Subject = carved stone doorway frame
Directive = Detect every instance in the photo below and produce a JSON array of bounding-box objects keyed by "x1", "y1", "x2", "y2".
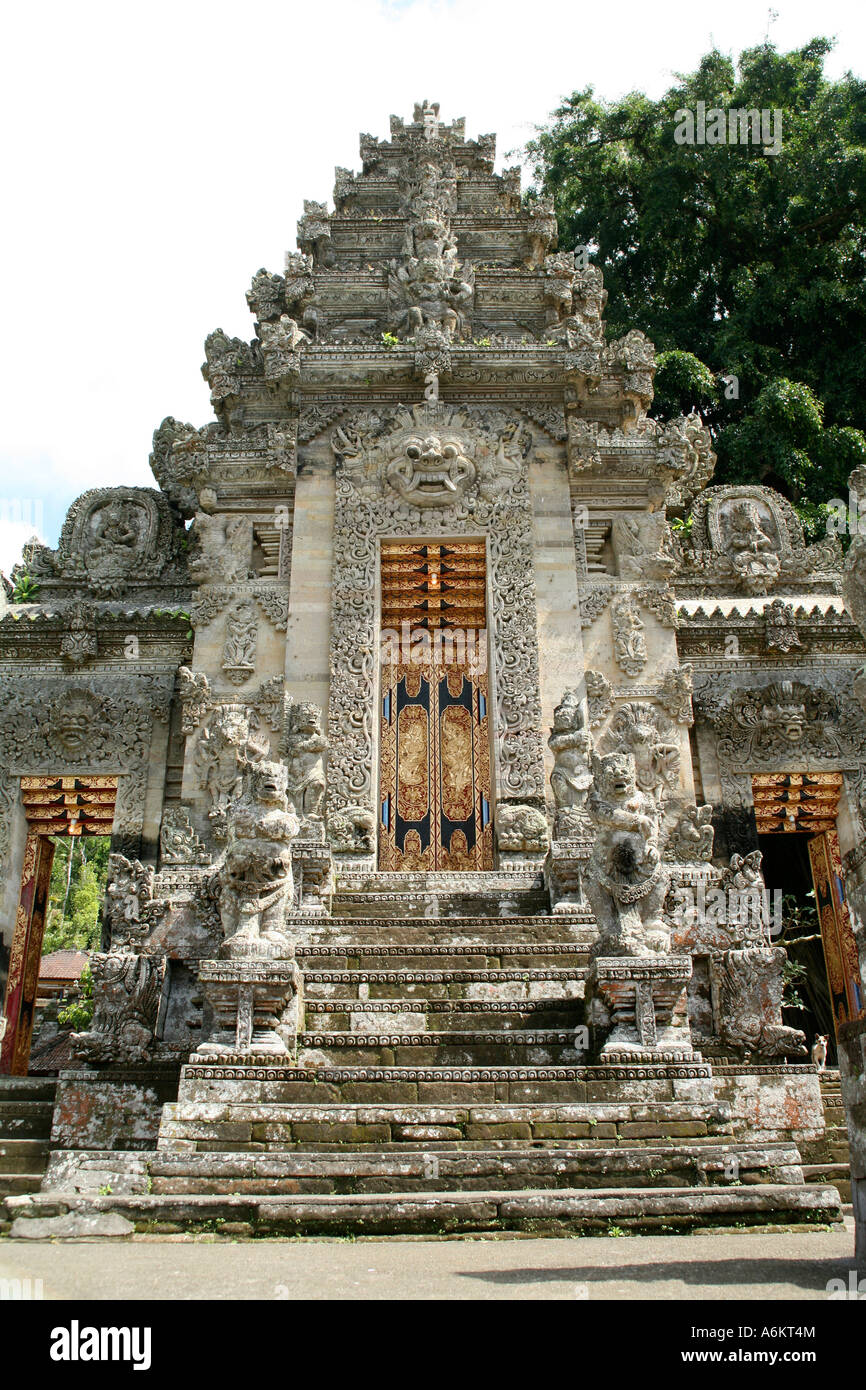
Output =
[
  {"x1": 0, "y1": 776, "x2": 117, "y2": 1076},
  {"x1": 326, "y1": 471, "x2": 547, "y2": 842}
]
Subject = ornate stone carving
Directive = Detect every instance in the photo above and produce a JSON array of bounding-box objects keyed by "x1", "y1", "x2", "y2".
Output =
[
  {"x1": 716, "y1": 947, "x2": 808, "y2": 1058},
  {"x1": 284, "y1": 702, "x2": 327, "y2": 826},
  {"x1": 178, "y1": 667, "x2": 212, "y2": 734},
  {"x1": 495, "y1": 803, "x2": 549, "y2": 854},
  {"x1": 548, "y1": 689, "x2": 593, "y2": 837},
  {"x1": 566, "y1": 414, "x2": 713, "y2": 507},
  {"x1": 202, "y1": 330, "x2": 261, "y2": 406},
  {"x1": 73, "y1": 952, "x2": 166, "y2": 1063},
  {"x1": 159, "y1": 807, "x2": 210, "y2": 865},
  {"x1": 666, "y1": 803, "x2": 715, "y2": 863},
  {"x1": 222, "y1": 600, "x2": 258, "y2": 685},
  {"x1": 585, "y1": 670, "x2": 613, "y2": 729},
  {"x1": 708, "y1": 679, "x2": 848, "y2": 763},
  {"x1": 219, "y1": 761, "x2": 300, "y2": 957},
  {"x1": 196, "y1": 958, "x2": 301, "y2": 1055},
  {"x1": 612, "y1": 514, "x2": 678, "y2": 582},
  {"x1": 386, "y1": 219, "x2": 474, "y2": 341},
  {"x1": 246, "y1": 267, "x2": 285, "y2": 323},
  {"x1": 150, "y1": 417, "x2": 209, "y2": 515},
  {"x1": 60, "y1": 603, "x2": 98, "y2": 664},
  {"x1": 578, "y1": 587, "x2": 614, "y2": 629},
  {"x1": 0, "y1": 676, "x2": 168, "y2": 858},
  {"x1": 259, "y1": 314, "x2": 309, "y2": 384},
  {"x1": 637, "y1": 585, "x2": 679, "y2": 629},
  {"x1": 598, "y1": 701, "x2": 681, "y2": 802},
  {"x1": 251, "y1": 675, "x2": 288, "y2": 733},
  {"x1": 584, "y1": 750, "x2": 670, "y2": 956},
  {"x1": 45, "y1": 487, "x2": 187, "y2": 597},
  {"x1": 588, "y1": 956, "x2": 695, "y2": 1059},
  {"x1": 763, "y1": 598, "x2": 803, "y2": 652},
  {"x1": 327, "y1": 404, "x2": 545, "y2": 818},
  {"x1": 657, "y1": 665, "x2": 694, "y2": 726},
  {"x1": 385, "y1": 433, "x2": 475, "y2": 508},
  {"x1": 611, "y1": 592, "x2": 647, "y2": 677},
  {"x1": 284, "y1": 251, "x2": 318, "y2": 333},
  {"x1": 103, "y1": 853, "x2": 160, "y2": 950},
  {"x1": 524, "y1": 196, "x2": 557, "y2": 267},
  {"x1": 194, "y1": 704, "x2": 269, "y2": 841},
  {"x1": 328, "y1": 804, "x2": 376, "y2": 855},
  {"x1": 331, "y1": 402, "x2": 528, "y2": 506},
  {"x1": 680, "y1": 485, "x2": 842, "y2": 595},
  {"x1": 189, "y1": 491, "x2": 253, "y2": 584},
  {"x1": 297, "y1": 200, "x2": 334, "y2": 267},
  {"x1": 608, "y1": 329, "x2": 656, "y2": 413}
]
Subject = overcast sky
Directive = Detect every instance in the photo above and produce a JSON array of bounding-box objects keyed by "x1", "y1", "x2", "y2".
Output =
[{"x1": 1, "y1": 0, "x2": 864, "y2": 574}]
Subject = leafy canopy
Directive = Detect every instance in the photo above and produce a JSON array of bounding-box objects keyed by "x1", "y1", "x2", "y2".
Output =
[{"x1": 527, "y1": 38, "x2": 866, "y2": 525}]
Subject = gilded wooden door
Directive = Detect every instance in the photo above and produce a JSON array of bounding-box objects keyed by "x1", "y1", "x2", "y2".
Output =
[
  {"x1": 807, "y1": 828, "x2": 865, "y2": 1036},
  {"x1": 378, "y1": 541, "x2": 493, "y2": 870}
]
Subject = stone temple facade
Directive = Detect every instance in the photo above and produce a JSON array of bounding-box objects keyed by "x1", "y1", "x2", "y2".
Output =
[{"x1": 1, "y1": 103, "x2": 864, "y2": 1238}]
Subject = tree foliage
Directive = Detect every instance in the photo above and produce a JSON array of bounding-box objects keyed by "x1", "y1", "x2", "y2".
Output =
[
  {"x1": 527, "y1": 38, "x2": 866, "y2": 517},
  {"x1": 42, "y1": 835, "x2": 111, "y2": 955}
]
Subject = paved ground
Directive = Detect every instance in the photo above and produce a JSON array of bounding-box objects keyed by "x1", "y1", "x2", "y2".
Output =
[{"x1": 0, "y1": 1219, "x2": 861, "y2": 1300}]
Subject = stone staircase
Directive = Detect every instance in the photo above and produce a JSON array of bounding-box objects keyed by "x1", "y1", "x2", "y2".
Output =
[
  {"x1": 801, "y1": 1069, "x2": 852, "y2": 1203},
  {"x1": 0, "y1": 1077, "x2": 56, "y2": 1199},
  {"x1": 5, "y1": 882, "x2": 844, "y2": 1236},
  {"x1": 295, "y1": 911, "x2": 592, "y2": 1067}
]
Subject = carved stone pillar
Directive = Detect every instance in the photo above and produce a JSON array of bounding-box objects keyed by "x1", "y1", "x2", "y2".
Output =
[
  {"x1": 587, "y1": 956, "x2": 696, "y2": 1061},
  {"x1": 195, "y1": 958, "x2": 302, "y2": 1056}
]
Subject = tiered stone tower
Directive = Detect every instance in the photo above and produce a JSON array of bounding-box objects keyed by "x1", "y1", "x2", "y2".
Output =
[{"x1": 1, "y1": 103, "x2": 860, "y2": 1234}]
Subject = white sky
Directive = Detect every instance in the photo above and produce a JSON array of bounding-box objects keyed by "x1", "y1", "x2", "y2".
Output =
[{"x1": 1, "y1": 0, "x2": 864, "y2": 573}]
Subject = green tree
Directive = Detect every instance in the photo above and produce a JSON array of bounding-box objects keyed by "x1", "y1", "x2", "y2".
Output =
[
  {"x1": 527, "y1": 38, "x2": 866, "y2": 518},
  {"x1": 58, "y1": 964, "x2": 93, "y2": 1031},
  {"x1": 43, "y1": 835, "x2": 111, "y2": 955}
]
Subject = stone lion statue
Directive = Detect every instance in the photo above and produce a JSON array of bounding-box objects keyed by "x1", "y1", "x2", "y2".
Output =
[{"x1": 584, "y1": 750, "x2": 670, "y2": 956}]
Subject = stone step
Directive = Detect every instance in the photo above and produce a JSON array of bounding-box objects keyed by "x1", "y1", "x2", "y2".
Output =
[
  {"x1": 0, "y1": 1140, "x2": 50, "y2": 1175},
  {"x1": 331, "y1": 894, "x2": 553, "y2": 920},
  {"x1": 0, "y1": 1102, "x2": 54, "y2": 1139},
  {"x1": 298, "y1": 944, "x2": 593, "y2": 970},
  {"x1": 297, "y1": 1030, "x2": 591, "y2": 1065},
  {"x1": 159, "y1": 1099, "x2": 733, "y2": 1152},
  {"x1": 302, "y1": 1000, "x2": 583, "y2": 1029},
  {"x1": 0, "y1": 1174, "x2": 45, "y2": 1197},
  {"x1": 823, "y1": 1125, "x2": 851, "y2": 1143},
  {"x1": 5, "y1": 1184, "x2": 843, "y2": 1237},
  {"x1": 304, "y1": 967, "x2": 587, "y2": 1001},
  {"x1": 145, "y1": 1142, "x2": 804, "y2": 1195},
  {"x1": 42, "y1": 1149, "x2": 153, "y2": 1196},
  {"x1": 802, "y1": 1162, "x2": 850, "y2": 1181},
  {"x1": 0, "y1": 1078, "x2": 57, "y2": 1102},
  {"x1": 296, "y1": 913, "x2": 593, "y2": 933},
  {"x1": 177, "y1": 1062, "x2": 715, "y2": 1107},
  {"x1": 801, "y1": 1164, "x2": 851, "y2": 1202}
]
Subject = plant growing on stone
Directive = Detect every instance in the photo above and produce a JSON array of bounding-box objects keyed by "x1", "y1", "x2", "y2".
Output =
[{"x1": 11, "y1": 571, "x2": 40, "y2": 602}]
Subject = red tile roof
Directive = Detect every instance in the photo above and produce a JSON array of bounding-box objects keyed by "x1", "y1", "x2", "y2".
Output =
[{"x1": 38, "y1": 950, "x2": 89, "y2": 982}]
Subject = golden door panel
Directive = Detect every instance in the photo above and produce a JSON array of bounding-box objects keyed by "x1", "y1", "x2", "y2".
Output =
[
  {"x1": 379, "y1": 663, "x2": 493, "y2": 871},
  {"x1": 807, "y1": 828, "x2": 865, "y2": 1036}
]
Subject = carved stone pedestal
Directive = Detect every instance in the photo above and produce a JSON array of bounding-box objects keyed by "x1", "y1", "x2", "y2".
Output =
[
  {"x1": 587, "y1": 956, "x2": 696, "y2": 1062},
  {"x1": 546, "y1": 838, "x2": 592, "y2": 912},
  {"x1": 196, "y1": 958, "x2": 302, "y2": 1057},
  {"x1": 292, "y1": 839, "x2": 333, "y2": 916}
]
